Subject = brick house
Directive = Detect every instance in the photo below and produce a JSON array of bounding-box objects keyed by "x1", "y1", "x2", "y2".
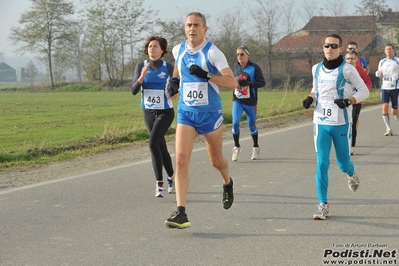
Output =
[
  {"x1": 0, "y1": 62, "x2": 17, "y2": 82},
  {"x1": 272, "y1": 10, "x2": 399, "y2": 87}
]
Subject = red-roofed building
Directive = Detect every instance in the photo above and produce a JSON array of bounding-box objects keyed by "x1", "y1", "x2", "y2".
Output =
[{"x1": 271, "y1": 10, "x2": 399, "y2": 86}]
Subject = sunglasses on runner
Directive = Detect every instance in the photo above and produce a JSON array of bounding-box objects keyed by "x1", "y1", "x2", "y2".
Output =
[{"x1": 323, "y1": 43, "x2": 340, "y2": 49}]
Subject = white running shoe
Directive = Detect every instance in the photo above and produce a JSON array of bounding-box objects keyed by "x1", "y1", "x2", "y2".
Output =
[
  {"x1": 351, "y1": 147, "x2": 355, "y2": 156},
  {"x1": 155, "y1": 186, "x2": 165, "y2": 197},
  {"x1": 167, "y1": 177, "x2": 175, "y2": 194},
  {"x1": 394, "y1": 115, "x2": 399, "y2": 121},
  {"x1": 232, "y1": 147, "x2": 241, "y2": 161},
  {"x1": 347, "y1": 172, "x2": 360, "y2": 192},
  {"x1": 251, "y1": 147, "x2": 260, "y2": 160},
  {"x1": 313, "y1": 203, "x2": 330, "y2": 220},
  {"x1": 384, "y1": 129, "x2": 393, "y2": 136}
]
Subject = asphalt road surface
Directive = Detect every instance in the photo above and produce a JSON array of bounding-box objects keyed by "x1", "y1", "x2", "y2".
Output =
[{"x1": 1, "y1": 105, "x2": 398, "y2": 266}]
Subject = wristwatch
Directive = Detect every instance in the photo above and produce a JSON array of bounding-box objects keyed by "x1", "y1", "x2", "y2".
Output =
[{"x1": 206, "y1": 72, "x2": 213, "y2": 81}]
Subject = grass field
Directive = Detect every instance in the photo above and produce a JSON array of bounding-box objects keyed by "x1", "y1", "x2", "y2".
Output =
[{"x1": 0, "y1": 87, "x2": 381, "y2": 169}]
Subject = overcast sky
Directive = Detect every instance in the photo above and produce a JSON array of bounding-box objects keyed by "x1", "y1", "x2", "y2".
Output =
[{"x1": 1, "y1": 0, "x2": 399, "y2": 61}]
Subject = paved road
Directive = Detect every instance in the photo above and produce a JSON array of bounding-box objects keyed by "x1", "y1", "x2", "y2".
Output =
[{"x1": 1, "y1": 106, "x2": 398, "y2": 266}]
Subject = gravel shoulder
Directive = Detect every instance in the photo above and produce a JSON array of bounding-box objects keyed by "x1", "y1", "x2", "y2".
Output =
[{"x1": 0, "y1": 113, "x2": 312, "y2": 190}]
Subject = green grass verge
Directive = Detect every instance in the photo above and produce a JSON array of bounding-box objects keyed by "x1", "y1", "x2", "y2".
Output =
[{"x1": 0, "y1": 85, "x2": 381, "y2": 170}]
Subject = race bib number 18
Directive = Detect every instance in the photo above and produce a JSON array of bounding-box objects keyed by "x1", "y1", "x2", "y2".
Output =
[{"x1": 314, "y1": 101, "x2": 338, "y2": 124}]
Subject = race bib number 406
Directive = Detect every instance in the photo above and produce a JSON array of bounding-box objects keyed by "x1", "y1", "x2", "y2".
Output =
[{"x1": 183, "y1": 82, "x2": 209, "y2": 106}]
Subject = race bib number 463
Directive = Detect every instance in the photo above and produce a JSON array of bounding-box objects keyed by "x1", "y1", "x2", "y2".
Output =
[{"x1": 143, "y1": 89, "x2": 164, "y2": 109}]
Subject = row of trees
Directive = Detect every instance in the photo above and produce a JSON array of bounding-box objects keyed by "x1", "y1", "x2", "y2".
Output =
[
  {"x1": 9, "y1": 0, "x2": 158, "y2": 88},
  {"x1": 8, "y1": 0, "x2": 395, "y2": 89}
]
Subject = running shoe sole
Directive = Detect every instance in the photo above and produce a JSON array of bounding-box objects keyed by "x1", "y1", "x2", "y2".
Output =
[
  {"x1": 165, "y1": 211, "x2": 191, "y2": 229},
  {"x1": 164, "y1": 221, "x2": 191, "y2": 229}
]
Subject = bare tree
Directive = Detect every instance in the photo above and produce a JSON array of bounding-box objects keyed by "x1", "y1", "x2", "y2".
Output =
[
  {"x1": 58, "y1": 19, "x2": 88, "y2": 82},
  {"x1": 150, "y1": 18, "x2": 186, "y2": 64},
  {"x1": 356, "y1": 0, "x2": 389, "y2": 61},
  {"x1": 355, "y1": 0, "x2": 388, "y2": 15},
  {"x1": 83, "y1": 0, "x2": 157, "y2": 87},
  {"x1": 25, "y1": 60, "x2": 39, "y2": 86},
  {"x1": 251, "y1": 0, "x2": 282, "y2": 89},
  {"x1": 276, "y1": 0, "x2": 303, "y2": 83},
  {"x1": 325, "y1": 0, "x2": 348, "y2": 16},
  {"x1": 210, "y1": 7, "x2": 250, "y2": 67},
  {"x1": 281, "y1": 0, "x2": 297, "y2": 37},
  {"x1": 52, "y1": 46, "x2": 71, "y2": 83},
  {"x1": 300, "y1": 0, "x2": 321, "y2": 23},
  {"x1": 383, "y1": 13, "x2": 399, "y2": 46},
  {"x1": 9, "y1": 0, "x2": 75, "y2": 89}
]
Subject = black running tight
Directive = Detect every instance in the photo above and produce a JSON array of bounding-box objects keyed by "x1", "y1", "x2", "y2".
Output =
[
  {"x1": 351, "y1": 104, "x2": 362, "y2": 147},
  {"x1": 143, "y1": 108, "x2": 175, "y2": 181}
]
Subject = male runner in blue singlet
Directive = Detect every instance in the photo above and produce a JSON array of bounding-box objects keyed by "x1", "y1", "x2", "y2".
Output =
[{"x1": 164, "y1": 12, "x2": 237, "y2": 229}]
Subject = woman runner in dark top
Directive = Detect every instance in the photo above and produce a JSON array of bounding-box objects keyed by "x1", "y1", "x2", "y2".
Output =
[{"x1": 131, "y1": 36, "x2": 175, "y2": 197}]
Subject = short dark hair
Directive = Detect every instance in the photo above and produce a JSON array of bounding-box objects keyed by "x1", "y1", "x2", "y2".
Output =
[
  {"x1": 346, "y1": 50, "x2": 358, "y2": 57},
  {"x1": 144, "y1": 36, "x2": 168, "y2": 57},
  {"x1": 386, "y1": 44, "x2": 395, "y2": 50},
  {"x1": 347, "y1": 41, "x2": 358, "y2": 47},
  {"x1": 327, "y1": 34, "x2": 343, "y2": 46}
]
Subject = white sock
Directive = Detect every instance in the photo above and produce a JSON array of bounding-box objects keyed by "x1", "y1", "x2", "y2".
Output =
[{"x1": 382, "y1": 114, "x2": 391, "y2": 130}]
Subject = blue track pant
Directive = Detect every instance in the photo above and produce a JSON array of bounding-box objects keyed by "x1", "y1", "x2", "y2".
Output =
[{"x1": 313, "y1": 123, "x2": 355, "y2": 203}]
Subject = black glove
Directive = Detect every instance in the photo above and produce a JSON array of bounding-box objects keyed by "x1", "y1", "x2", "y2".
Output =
[
  {"x1": 238, "y1": 73, "x2": 251, "y2": 87},
  {"x1": 167, "y1": 77, "x2": 180, "y2": 96},
  {"x1": 238, "y1": 80, "x2": 251, "y2": 86},
  {"x1": 334, "y1": 98, "x2": 351, "y2": 109},
  {"x1": 302, "y1": 96, "x2": 313, "y2": 109},
  {"x1": 189, "y1": 65, "x2": 208, "y2": 80}
]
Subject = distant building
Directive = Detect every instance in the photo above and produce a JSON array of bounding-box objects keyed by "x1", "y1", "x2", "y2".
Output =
[
  {"x1": 272, "y1": 10, "x2": 399, "y2": 86},
  {"x1": 0, "y1": 62, "x2": 17, "y2": 82}
]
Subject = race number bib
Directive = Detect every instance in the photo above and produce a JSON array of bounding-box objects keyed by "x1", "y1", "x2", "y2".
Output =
[
  {"x1": 314, "y1": 101, "x2": 339, "y2": 124},
  {"x1": 234, "y1": 86, "x2": 250, "y2": 99},
  {"x1": 183, "y1": 82, "x2": 209, "y2": 106},
  {"x1": 143, "y1": 89, "x2": 164, "y2": 109},
  {"x1": 383, "y1": 76, "x2": 395, "y2": 88}
]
